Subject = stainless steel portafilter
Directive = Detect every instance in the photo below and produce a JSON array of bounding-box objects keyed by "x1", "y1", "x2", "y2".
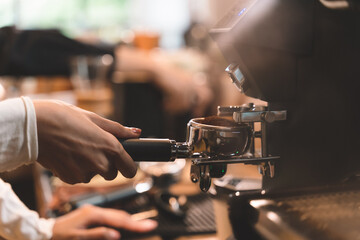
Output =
[
  {"x1": 120, "y1": 116, "x2": 253, "y2": 192},
  {"x1": 120, "y1": 117, "x2": 252, "y2": 163}
]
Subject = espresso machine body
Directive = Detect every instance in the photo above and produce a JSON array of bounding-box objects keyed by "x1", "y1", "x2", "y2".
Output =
[
  {"x1": 113, "y1": 1, "x2": 360, "y2": 238},
  {"x1": 210, "y1": 0, "x2": 360, "y2": 238},
  {"x1": 211, "y1": 0, "x2": 360, "y2": 194}
]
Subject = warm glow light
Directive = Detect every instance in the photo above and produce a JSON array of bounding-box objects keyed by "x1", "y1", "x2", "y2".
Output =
[
  {"x1": 266, "y1": 211, "x2": 282, "y2": 224},
  {"x1": 135, "y1": 181, "x2": 152, "y2": 193},
  {"x1": 250, "y1": 199, "x2": 271, "y2": 208},
  {"x1": 0, "y1": 83, "x2": 5, "y2": 100}
]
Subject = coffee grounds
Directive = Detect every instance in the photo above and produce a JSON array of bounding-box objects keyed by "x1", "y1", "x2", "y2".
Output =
[{"x1": 196, "y1": 116, "x2": 239, "y2": 127}]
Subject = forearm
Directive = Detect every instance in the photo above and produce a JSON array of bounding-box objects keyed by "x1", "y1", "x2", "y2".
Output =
[{"x1": 0, "y1": 97, "x2": 38, "y2": 171}]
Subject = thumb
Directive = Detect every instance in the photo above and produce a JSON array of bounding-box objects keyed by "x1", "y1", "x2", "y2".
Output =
[{"x1": 77, "y1": 227, "x2": 120, "y2": 240}]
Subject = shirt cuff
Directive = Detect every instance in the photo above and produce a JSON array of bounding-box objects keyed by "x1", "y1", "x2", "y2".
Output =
[
  {"x1": 21, "y1": 96, "x2": 39, "y2": 164},
  {"x1": 38, "y1": 218, "x2": 56, "y2": 240},
  {"x1": 0, "y1": 97, "x2": 38, "y2": 171}
]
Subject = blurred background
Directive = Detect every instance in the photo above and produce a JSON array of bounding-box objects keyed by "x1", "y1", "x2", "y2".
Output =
[
  {"x1": 0, "y1": 0, "x2": 254, "y2": 140},
  {"x1": 0, "y1": 0, "x2": 262, "y2": 224},
  {"x1": 0, "y1": 0, "x2": 233, "y2": 48}
]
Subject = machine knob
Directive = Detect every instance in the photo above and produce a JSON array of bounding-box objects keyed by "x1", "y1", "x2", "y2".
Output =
[{"x1": 262, "y1": 111, "x2": 276, "y2": 123}]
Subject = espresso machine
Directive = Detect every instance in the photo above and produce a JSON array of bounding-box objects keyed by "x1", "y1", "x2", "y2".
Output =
[
  {"x1": 120, "y1": 0, "x2": 360, "y2": 238},
  {"x1": 209, "y1": 0, "x2": 360, "y2": 193},
  {"x1": 207, "y1": 0, "x2": 360, "y2": 239},
  {"x1": 122, "y1": 0, "x2": 360, "y2": 238}
]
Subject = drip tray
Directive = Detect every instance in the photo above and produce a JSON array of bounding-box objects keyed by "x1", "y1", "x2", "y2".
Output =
[{"x1": 251, "y1": 189, "x2": 360, "y2": 240}]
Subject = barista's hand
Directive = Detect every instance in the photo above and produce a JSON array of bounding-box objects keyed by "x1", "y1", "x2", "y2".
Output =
[
  {"x1": 33, "y1": 100, "x2": 141, "y2": 184},
  {"x1": 52, "y1": 205, "x2": 157, "y2": 240}
]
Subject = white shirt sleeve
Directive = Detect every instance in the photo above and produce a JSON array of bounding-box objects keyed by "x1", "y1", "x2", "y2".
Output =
[
  {"x1": 0, "y1": 178, "x2": 55, "y2": 240},
  {"x1": 0, "y1": 96, "x2": 55, "y2": 239},
  {"x1": 0, "y1": 96, "x2": 38, "y2": 171}
]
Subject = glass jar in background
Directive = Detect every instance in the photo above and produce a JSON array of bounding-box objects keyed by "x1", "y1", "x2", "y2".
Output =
[
  {"x1": 133, "y1": 31, "x2": 160, "y2": 51},
  {"x1": 70, "y1": 54, "x2": 114, "y2": 117}
]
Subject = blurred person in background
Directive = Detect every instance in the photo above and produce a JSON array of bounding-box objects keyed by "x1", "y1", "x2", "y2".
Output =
[
  {"x1": 0, "y1": 0, "x2": 263, "y2": 238},
  {"x1": 0, "y1": 26, "x2": 160, "y2": 239},
  {"x1": 0, "y1": 14, "x2": 215, "y2": 237},
  {"x1": 0, "y1": 1, "x2": 245, "y2": 239},
  {"x1": 0, "y1": 26, "x2": 214, "y2": 117}
]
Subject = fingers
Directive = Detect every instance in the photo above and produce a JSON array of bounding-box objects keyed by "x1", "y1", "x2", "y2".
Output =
[
  {"x1": 117, "y1": 218, "x2": 158, "y2": 233},
  {"x1": 52, "y1": 205, "x2": 157, "y2": 240},
  {"x1": 88, "y1": 133, "x2": 137, "y2": 179},
  {"x1": 35, "y1": 100, "x2": 140, "y2": 183},
  {"x1": 101, "y1": 167, "x2": 118, "y2": 181},
  {"x1": 95, "y1": 154, "x2": 119, "y2": 181},
  {"x1": 97, "y1": 131, "x2": 137, "y2": 178},
  {"x1": 111, "y1": 140, "x2": 137, "y2": 178},
  {"x1": 76, "y1": 227, "x2": 120, "y2": 240},
  {"x1": 89, "y1": 206, "x2": 158, "y2": 233},
  {"x1": 86, "y1": 112, "x2": 142, "y2": 139},
  {"x1": 73, "y1": 105, "x2": 141, "y2": 179}
]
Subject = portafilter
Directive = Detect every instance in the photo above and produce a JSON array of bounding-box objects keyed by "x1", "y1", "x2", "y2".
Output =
[
  {"x1": 120, "y1": 116, "x2": 253, "y2": 191},
  {"x1": 120, "y1": 116, "x2": 252, "y2": 162}
]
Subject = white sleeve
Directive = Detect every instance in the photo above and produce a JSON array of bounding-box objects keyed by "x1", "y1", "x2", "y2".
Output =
[
  {"x1": 0, "y1": 96, "x2": 38, "y2": 171},
  {"x1": 0, "y1": 178, "x2": 55, "y2": 240},
  {"x1": 0, "y1": 97, "x2": 54, "y2": 239}
]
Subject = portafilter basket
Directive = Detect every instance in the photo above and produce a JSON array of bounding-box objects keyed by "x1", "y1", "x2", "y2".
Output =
[
  {"x1": 187, "y1": 116, "x2": 252, "y2": 159},
  {"x1": 120, "y1": 116, "x2": 253, "y2": 161}
]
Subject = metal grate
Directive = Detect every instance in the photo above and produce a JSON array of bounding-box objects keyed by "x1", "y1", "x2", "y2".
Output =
[
  {"x1": 121, "y1": 193, "x2": 217, "y2": 239},
  {"x1": 275, "y1": 190, "x2": 360, "y2": 240},
  {"x1": 155, "y1": 193, "x2": 217, "y2": 237}
]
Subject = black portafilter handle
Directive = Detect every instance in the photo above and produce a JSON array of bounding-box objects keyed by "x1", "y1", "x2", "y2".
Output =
[{"x1": 119, "y1": 138, "x2": 190, "y2": 162}]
